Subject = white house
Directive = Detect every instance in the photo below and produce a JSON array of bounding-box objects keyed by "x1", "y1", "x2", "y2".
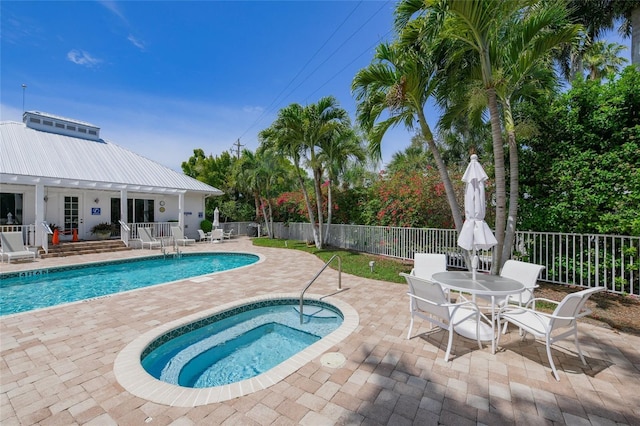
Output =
[{"x1": 0, "y1": 111, "x2": 223, "y2": 247}]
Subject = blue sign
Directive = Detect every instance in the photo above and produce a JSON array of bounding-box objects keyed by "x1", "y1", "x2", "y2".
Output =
[
  {"x1": 91, "y1": 208, "x2": 101, "y2": 215},
  {"x1": 184, "y1": 211, "x2": 192, "y2": 216},
  {"x1": 198, "y1": 212, "x2": 203, "y2": 218}
]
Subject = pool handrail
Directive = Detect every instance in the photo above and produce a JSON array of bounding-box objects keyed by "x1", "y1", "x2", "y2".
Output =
[{"x1": 299, "y1": 254, "x2": 342, "y2": 324}]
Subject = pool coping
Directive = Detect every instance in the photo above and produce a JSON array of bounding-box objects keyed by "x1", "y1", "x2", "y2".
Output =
[{"x1": 113, "y1": 292, "x2": 359, "y2": 407}]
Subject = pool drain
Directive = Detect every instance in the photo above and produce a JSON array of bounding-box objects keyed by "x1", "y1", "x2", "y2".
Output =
[{"x1": 321, "y1": 352, "x2": 346, "y2": 368}]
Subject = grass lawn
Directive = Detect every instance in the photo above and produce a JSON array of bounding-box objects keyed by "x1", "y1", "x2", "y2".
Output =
[{"x1": 252, "y1": 237, "x2": 412, "y2": 284}]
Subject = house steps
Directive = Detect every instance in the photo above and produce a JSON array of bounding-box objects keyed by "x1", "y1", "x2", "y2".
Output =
[{"x1": 39, "y1": 240, "x2": 133, "y2": 259}]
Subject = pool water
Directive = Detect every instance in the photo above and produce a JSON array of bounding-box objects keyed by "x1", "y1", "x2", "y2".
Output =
[
  {"x1": 141, "y1": 301, "x2": 342, "y2": 387},
  {"x1": 0, "y1": 253, "x2": 259, "y2": 316}
]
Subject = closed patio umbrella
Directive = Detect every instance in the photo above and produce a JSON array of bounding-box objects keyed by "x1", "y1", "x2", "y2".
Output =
[
  {"x1": 457, "y1": 154, "x2": 497, "y2": 280},
  {"x1": 213, "y1": 207, "x2": 220, "y2": 229}
]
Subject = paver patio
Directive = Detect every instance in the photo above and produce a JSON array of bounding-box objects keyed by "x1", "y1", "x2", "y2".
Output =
[{"x1": 1, "y1": 237, "x2": 639, "y2": 425}]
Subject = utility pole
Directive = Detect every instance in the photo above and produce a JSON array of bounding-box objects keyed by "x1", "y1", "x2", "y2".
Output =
[
  {"x1": 232, "y1": 138, "x2": 245, "y2": 159},
  {"x1": 22, "y1": 84, "x2": 27, "y2": 113}
]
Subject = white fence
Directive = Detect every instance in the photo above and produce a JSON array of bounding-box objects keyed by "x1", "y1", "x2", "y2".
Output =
[
  {"x1": 7, "y1": 221, "x2": 637, "y2": 296},
  {"x1": 267, "y1": 222, "x2": 639, "y2": 296}
]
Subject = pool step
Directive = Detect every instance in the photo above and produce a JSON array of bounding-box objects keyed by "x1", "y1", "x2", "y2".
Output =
[{"x1": 39, "y1": 240, "x2": 133, "y2": 259}]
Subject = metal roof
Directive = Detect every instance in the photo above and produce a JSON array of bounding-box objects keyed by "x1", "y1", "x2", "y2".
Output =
[{"x1": 0, "y1": 121, "x2": 224, "y2": 195}]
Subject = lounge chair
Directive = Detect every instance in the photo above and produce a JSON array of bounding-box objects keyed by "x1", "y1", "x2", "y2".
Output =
[
  {"x1": 223, "y1": 229, "x2": 234, "y2": 240},
  {"x1": 402, "y1": 272, "x2": 483, "y2": 362},
  {"x1": 497, "y1": 286, "x2": 605, "y2": 381},
  {"x1": 210, "y1": 229, "x2": 223, "y2": 243},
  {"x1": 137, "y1": 227, "x2": 162, "y2": 249},
  {"x1": 171, "y1": 226, "x2": 195, "y2": 246},
  {"x1": 0, "y1": 231, "x2": 36, "y2": 263},
  {"x1": 197, "y1": 229, "x2": 208, "y2": 242}
]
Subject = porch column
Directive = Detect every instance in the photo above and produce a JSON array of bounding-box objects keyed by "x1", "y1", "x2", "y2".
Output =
[
  {"x1": 178, "y1": 193, "x2": 185, "y2": 230},
  {"x1": 35, "y1": 184, "x2": 45, "y2": 246},
  {"x1": 120, "y1": 189, "x2": 128, "y2": 223}
]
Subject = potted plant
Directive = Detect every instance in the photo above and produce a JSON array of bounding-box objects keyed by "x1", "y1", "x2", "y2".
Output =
[{"x1": 91, "y1": 222, "x2": 113, "y2": 240}]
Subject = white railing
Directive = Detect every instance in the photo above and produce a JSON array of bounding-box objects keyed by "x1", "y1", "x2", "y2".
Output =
[
  {"x1": 40, "y1": 222, "x2": 53, "y2": 254},
  {"x1": 118, "y1": 220, "x2": 130, "y2": 247},
  {"x1": 0, "y1": 224, "x2": 37, "y2": 246},
  {"x1": 264, "y1": 222, "x2": 640, "y2": 296}
]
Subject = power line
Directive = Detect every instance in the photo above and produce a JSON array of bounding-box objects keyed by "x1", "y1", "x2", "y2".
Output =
[
  {"x1": 238, "y1": 1, "x2": 363, "y2": 141},
  {"x1": 237, "y1": 1, "x2": 391, "y2": 142}
]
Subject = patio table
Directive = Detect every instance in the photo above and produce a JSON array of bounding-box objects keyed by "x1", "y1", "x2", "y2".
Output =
[{"x1": 432, "y1": 271, "x2": 525, "y2": 354}]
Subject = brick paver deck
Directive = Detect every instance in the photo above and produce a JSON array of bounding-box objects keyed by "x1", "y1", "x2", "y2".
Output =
[{"x1": 1, "y1": 237, "x2": 639, "y2": 425}]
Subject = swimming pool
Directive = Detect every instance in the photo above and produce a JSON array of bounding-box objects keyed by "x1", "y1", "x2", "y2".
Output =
[
  {"x1": 114, "y1": 294, "x2": 359, "y2": 406},
  {"x1": 142, "y1": 299, "x2": 343, "y2": 387},
  {"x1": 0, "y1": 253, "x2": 260, "y2": 316}
]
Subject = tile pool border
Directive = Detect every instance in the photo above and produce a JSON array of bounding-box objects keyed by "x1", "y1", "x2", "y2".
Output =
[{"x1": 113, "y1": 293, "x2": 359, "y2": 407}]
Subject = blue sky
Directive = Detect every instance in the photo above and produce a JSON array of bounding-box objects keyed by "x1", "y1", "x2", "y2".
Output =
[{"x1": 1, "y1": 1, "x2": 632, "y2": 172}]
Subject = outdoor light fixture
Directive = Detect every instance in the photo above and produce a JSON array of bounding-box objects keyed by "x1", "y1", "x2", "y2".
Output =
[
  {"x1": 369, "y1": 260, "x2": 375, "y2": 272},
  {"x1": 94, "y1": 198, "x2": 100, "y2": 204},
  {"x1": 43, "y1": 196, "x2": 48, "y2": 202}
]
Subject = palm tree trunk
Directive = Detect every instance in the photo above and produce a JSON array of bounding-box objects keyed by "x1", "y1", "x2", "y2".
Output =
[
  {"x1": 501, "y1": 101, "x2": 519, "y2": 269},
  {"x1": 417, "y1": 110, "x2": 464, "y2": 231},
  {"x1": 633, "y1": 6, "x2": 640, "y2": 67},
  {"x1": 260, "y1": 199, "x2": 271, "y2": 238},
  {"x1": 296, "y1": 171, "x2": 320, "y2": 247},
  {"x1": 312, "y1": 167, "x2": 325, "y2": 249},
  {"x1": 324, "y1": 179, "x2": 333, "y2": 243},
  {"x1": 267, "y1": 199, "x2": 274, "y2": 239},
  {"x1": 486, "y1": 87, "x2": 506, "y2": 275},
  {"x1": 253, "y1": 193, "x2": 260, "y2": 221}
]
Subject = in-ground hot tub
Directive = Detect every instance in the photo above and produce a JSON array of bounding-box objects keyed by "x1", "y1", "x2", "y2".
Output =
[{"x1": 114, "y1": 294, "x2": 358, "y2": 406}]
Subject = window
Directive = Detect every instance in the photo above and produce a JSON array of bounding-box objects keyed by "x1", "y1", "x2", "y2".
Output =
[
  {"x1": 78, "y1": 128, "x2": 87, "y2": 133},
  {"x1": 111, "y1": 197, "x2": 155, "y2": 224},
  {"x1": 66, "y1": 125, "x2": 76, "y2": 131},
  {"x1": 43, "y1": 120, "x2": 53, "y2": 126},
  {"x1": 30, "y1": 118, "x2": 41, "y2": 124},
  {"x1": 55, "y1": 123, "x2": 64, "y2": 129},
  {"x1": 88, "y1": 130, "x2": 97, "y2": 135},
  {"x1": 0, "y1": 192, "x2": 24, "y2": 225}
]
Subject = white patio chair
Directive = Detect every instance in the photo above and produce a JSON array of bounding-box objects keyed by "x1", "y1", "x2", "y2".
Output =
[
  {"x1": 497, "y1": 286, "x2": 605, "y2": 381},
  {"x1": 223, "y1": 229, "x2": 234, "y2": 240},
  {"x1": 411, "y1": 253, "x2": 447, "y2": 281},
  {"x1": 210, "y1": 229, "x2": 223, "y2": 243},
  {"x1": 476, "y1": 260, "x2": 545, "y2": 331},
  {"x1": 0, "y1": 231, "x2": 36, "y2": 263},
  {"x1": 137, "y1": 227, "x2": 162, "y2": 249},
  {"x1": 402, "y1": 272, "x2": 483, "y2": 362},
  {"x1": 171, "y1": 226, "x2": 195, "y2": 246},
  {"x1": 197, "y1": 229, "x2": 208, "y2": 242}
]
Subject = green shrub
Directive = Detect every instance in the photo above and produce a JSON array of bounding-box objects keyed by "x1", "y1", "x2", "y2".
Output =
[{"x1": 200, "y1": 219, "x2": 212, "y2": 233}]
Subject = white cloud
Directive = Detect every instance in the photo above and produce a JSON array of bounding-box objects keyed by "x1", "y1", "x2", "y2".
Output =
[
  {"x1": 127, "y1": 34, "x2": 145, "y2": 50},
  {"x1": 67, "y1": 49, "x2": 102, "y2": 68},
  {"x1": 98, "y1": 0, "x2": 128, "y2": 25}
]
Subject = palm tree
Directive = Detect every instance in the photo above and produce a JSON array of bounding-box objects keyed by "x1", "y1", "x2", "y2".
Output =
[
  {"x1": 352, "y1": 41, "x2": 465, "y2": 232},
  {"x1": 395, "y1": 0, "x2": 578, "y2": 271},
  {"x1": 559, "y1": 0, "x2": 637, "y2": 81},
  {"x1": 583, "y1": 41, "x2": 629, "y2": 79},
  {"x1": 317, "y1": 125, "x2": 366, "y2": 242},
  {"x1": 260, "y1": 96, "x2": 350, "y2": 249},
  {"x1": 231, "y1": 149, "x2": 262, "y2": 223}
]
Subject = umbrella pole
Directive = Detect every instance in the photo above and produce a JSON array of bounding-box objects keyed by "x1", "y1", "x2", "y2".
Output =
[{"x1": 471, "y1": 249, "x2": 478, "y2": 281}]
